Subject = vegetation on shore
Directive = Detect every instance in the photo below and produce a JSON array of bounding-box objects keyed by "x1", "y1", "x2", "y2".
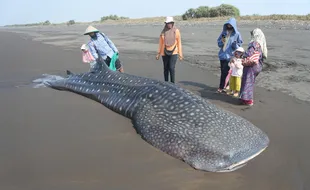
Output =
[
  {"x1": 5, "y1": 19, "x2": 77, "y2": 27},
  {"x1": 4, "y1": 4, "x2": 310, "y2": 27},
  {"x1": 101, "y1": 15, "x2": 129, "y2": 22},
  {"x1": 180, "y1": 4, "x2": 309, "y2": 21},
  {"x1": 182, "y1": 4, "x2": 240, "y2": 20}
]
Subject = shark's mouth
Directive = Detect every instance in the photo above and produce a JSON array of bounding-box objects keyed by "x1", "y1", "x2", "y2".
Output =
[{"x1": 216, "y1": 146, "x2": 267, "y2": 172}]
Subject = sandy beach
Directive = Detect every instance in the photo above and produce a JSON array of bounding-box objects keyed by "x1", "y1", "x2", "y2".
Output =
[
  {"x1": 0, "y1": 20, "x2": 310, "y2": 190},
  {"x1": 2, "y1": 20, "x2": 310, "y2": 102}
]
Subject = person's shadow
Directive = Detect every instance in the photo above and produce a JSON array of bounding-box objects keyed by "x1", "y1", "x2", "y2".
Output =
[{"x1": 178, "y1": 81, "x2": 241, "y2": 105}]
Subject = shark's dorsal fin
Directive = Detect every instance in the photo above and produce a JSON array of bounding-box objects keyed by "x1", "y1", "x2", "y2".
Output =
[
  {"x1": 90, "y1": 57, "x2": 113, "y2": 73},
  {"x1": 66, "y1": 70, "x2": 74, "y2": 76}
]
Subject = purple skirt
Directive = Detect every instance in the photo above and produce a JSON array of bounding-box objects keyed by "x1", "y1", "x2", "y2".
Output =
[{"x1": 239, "y1": 63, "x2": 262, "y2": 101}]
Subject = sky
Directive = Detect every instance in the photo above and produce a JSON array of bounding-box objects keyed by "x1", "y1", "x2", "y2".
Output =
[{"x1": 0, "y1": 0, "x2": 309, "y2": 26}]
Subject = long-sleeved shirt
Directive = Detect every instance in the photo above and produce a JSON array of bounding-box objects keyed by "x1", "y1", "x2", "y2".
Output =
[
  {"x1": 157, "y1": 28, "x2": 183, "y2": 58},
  {"x1": 229, "y1": 57, "x2": 243, "y2": 77},
  {"x1": 217, "y1": 18, "x2": 243, "y2": 61},
  {"x1": 88, "y1": 32, "x2": 118, "y2": 60}
]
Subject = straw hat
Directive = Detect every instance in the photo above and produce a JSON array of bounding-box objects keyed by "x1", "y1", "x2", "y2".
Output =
[
  {"x1": 84, "y1": 25, "x2": 99, "y2": 35},
  {"x1": 165, "y1": 16, "x2": 174, "y2": 23}
]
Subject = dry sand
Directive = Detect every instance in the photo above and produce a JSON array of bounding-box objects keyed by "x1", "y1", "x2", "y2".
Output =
[{"x1": 0, "y1": 20, "x2": 310, "y2": 190}]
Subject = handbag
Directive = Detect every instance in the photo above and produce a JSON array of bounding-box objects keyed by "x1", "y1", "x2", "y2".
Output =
[{"x1": 164, "y1": 45, "x2": 176, "y2": 56}]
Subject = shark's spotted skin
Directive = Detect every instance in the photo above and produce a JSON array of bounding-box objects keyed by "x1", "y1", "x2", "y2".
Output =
[{"x1": 36, "y1": 61, "x2": 270, "y2": 172}]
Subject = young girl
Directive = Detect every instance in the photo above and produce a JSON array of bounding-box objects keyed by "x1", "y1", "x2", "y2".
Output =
[
  {"x1": 227, "y1": 47, "x2": 245, "y2": 97},
  {"x1": 81, "y1": 44, "x2": 96, "y2": 70}
]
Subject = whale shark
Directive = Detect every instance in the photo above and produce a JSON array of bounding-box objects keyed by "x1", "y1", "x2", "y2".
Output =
[{"x1": 33, "y1": 60, "x2": 269, "y2": 172}]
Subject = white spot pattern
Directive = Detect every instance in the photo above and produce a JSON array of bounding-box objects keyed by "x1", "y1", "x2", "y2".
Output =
[{"x1": 46, "y1": 67, "x2": 269, "y2": 172}]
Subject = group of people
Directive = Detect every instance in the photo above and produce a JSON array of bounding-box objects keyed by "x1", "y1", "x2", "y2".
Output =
[
  {"x1": 79, "y1": 16, "x2": 267, "y2": 107},
  {"x1": 216, "y1": 17, "x2": 268, "y2": 106}
]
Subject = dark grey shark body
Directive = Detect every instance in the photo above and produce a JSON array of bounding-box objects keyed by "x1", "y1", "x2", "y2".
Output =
[{"x1": 40, "y1": 61, "x2": 269, "y2": 172}]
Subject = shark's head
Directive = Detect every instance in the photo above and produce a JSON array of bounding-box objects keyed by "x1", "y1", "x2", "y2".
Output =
[
  {"x1": 160, "y1": 98, "x2": 270, "y2": 173},
  {"x1": 186, "y1": 115, "x2": 270, "y2": 172}
]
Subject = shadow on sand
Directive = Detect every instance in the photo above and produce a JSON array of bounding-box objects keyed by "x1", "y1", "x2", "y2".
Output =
[{"x1": 178, "y1": 81, "x2": 241, "y2": 105}]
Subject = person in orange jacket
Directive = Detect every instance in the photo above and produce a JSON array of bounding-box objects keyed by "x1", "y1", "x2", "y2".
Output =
[{"x1": 156, "y1": 16, "x2": 183, "y2": 83}]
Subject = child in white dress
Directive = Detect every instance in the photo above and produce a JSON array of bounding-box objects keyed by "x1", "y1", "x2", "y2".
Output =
[{"x1": 228, "y1": 47, "x2": 245, "y2": 97}]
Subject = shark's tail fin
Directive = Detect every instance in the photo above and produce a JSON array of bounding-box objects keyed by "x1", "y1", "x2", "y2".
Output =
[{"x1": 32, "y1": 74, "x2": 65, "y2": 88}]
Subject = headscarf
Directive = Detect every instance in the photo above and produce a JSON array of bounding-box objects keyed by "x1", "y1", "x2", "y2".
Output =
[
  {"x1": 161, "y1": 23, "x2": 177, "y2": 46},
  {"x1": 250, "y1": 28, "x2": 268, "y2": 59}
]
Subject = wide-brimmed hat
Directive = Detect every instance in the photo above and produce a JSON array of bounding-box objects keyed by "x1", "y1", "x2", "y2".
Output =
[
  {"x1": 165, "y1": 16, "x2": 174, "y2": 23},
  {"x1": 234, "y1": 47, "x2": 245, "y2": 53},
  {"x1": 84, "y1": 25, "x2": 99, "y2": 35}
]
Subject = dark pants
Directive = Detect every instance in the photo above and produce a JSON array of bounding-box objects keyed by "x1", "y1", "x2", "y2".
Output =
[
  {"x1": 219, "y1": 59, "x2": 230, "y2": 89},
  {"x1": 162, "y1": 54, "x2": 178, "y2": 83}
]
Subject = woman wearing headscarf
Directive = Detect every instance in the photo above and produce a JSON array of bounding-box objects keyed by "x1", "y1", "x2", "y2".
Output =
[
  {"x1": 156, "y1": 16, "x2": 183, "y2": 83},
  {"x1": 239, "y1": 28, "x2": 268, "y2": 106}
]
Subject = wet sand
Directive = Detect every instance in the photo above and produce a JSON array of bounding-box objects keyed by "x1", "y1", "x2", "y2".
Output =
[{"x1": 0, "y1": 23, "x2": 310, "y2": 190}]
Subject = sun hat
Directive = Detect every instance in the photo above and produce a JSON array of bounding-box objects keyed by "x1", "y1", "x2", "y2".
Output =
[
  {"x1": 84, "y1": 25, "x2": 99, "y2": 35},
  {"x1": 235, "y1": 47, "x2": 245, "y2": 53},
  {"x1": 80, "y1": 44, "x2": 87, "y2": 50},
  {"x1": 165, "y1": 16, "x2": 174, "y2": 23}
]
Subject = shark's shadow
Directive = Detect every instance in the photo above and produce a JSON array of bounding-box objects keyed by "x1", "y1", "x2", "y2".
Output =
[{"x1": 178, "y1": 81, "x2": 241, "y2": 105}]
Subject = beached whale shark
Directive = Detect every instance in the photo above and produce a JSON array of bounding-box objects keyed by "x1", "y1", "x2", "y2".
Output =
[{"x1": 33, "y1": 60, "x2": 269, "y2": 172}]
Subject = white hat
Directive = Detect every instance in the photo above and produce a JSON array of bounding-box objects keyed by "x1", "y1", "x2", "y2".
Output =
[
  {"x1": 84, "y1": 25, "x2": 99, "y2": 35},
  {"x1": 165, "y1": 16, "x2": 174, "y2": 23},
  {"x1": 235, "y1": 47, "x2": 245, "y2": 53},
  {"x1": 80, "y1": 44, "x2": 87, "y2": 50}
]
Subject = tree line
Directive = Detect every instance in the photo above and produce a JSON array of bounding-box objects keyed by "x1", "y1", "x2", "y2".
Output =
[{"x1": 182, "y1": 4, "x2": 240, "y2": 20}]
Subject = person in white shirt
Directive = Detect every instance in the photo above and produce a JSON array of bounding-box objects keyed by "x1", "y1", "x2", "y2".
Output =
[{"x1": 228, "y1": 47, "x2": 245, "y2": 97}]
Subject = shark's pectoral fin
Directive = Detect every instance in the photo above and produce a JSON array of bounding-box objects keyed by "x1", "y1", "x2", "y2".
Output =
[
  {"x1": 131, "y1": 102, "x2": 184, "y2": 158},
  {"x1": 131, "y1": 102, "x2": 202, "y2": 168},
  {"x1": 131, "y1": 102, "x2": 168, "y2": 149},
  {"x1": 132, "y1": 103, "x2": 154, "y2": 138}
]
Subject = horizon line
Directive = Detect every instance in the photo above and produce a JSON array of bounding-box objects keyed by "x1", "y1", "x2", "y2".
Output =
[{"x1": 2, "y1": 13, "x2": 310, "y2": 27}]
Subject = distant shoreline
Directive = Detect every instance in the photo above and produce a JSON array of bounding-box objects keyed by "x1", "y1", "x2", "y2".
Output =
[{"x1": 4, "y1": 14, "x2": 310, "y2": 27}]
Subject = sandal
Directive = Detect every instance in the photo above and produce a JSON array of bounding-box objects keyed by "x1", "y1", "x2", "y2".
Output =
[
  {"x1": 233, "y1": 93, "x2": 239, "y2": 97},
  {"x1": 227, "y1": 91, "x2": 234, "y2": 95},
  {"x1": 241, "y1": 101, "x2": 254, "y2": 106}
]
